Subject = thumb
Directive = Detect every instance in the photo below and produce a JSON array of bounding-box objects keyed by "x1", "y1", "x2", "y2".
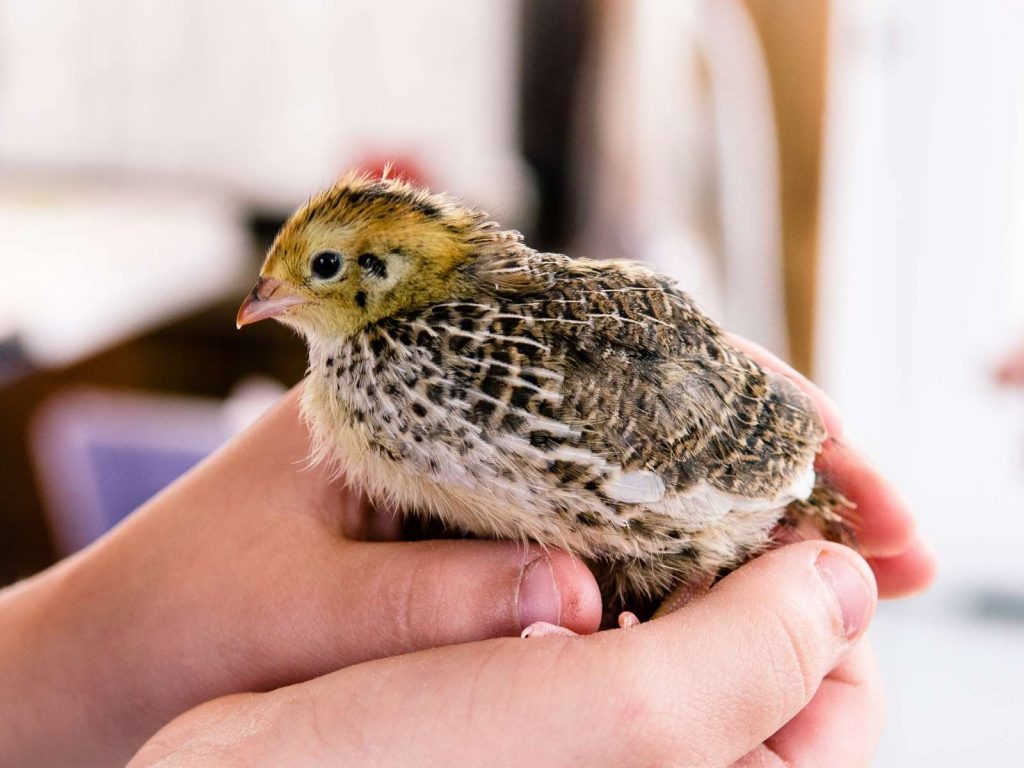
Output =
[
  {"x1": 626, "y1": 540, "x2": 878, "y2": 766},
  {"x1": 318, "y1": 540, "x2": 602, "y2": 664},
  {"x1": 131, "y1": 543, "x2": 876, "y2": 767},
  {"x1": 338, "y1": 540, "x2": 877, "y2": 767}
]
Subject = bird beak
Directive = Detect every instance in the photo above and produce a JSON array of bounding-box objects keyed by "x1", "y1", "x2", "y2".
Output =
[{"x1": 236, "y1": 277, "x2": 309, "y2": 328}]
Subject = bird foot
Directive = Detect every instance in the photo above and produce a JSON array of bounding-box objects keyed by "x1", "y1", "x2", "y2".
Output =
[
  {"x1": 617, "y1": 610, "x2": 641, "y2": 628},
  {"x1": 521, "y1": 611, "x2": 642, "y2": 638},
  {"x1": 521, "y1": 622, "x2": 579, "y2": 638}
]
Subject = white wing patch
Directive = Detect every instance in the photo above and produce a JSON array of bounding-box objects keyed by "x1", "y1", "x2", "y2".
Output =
[
  {"x1": 786, "y1": 463, "x2": 817, "y2": 504},
  {"x1": 653, "y1": 461, "x2": 818, "y2": 524},
  {"x1": 605, "y1": 471, "x2": 666, "y2": 504}
]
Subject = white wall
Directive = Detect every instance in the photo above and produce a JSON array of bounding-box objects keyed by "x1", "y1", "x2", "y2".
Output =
[
  {"x1": 819, "y1": 0, "x2": 1024, "y2": 584},
  {"x1": 0, "y1": 0, "x2": 529, "y2": 364},
  {"x1": 580, "y1": 0, "x2": 789, "y2": 355},
  {"x1": 0, "y1": 0, "x2": 527, "y2": 214},
  {"x1": 819, "y1": 2, "x2": 1024, "y2": 763}
]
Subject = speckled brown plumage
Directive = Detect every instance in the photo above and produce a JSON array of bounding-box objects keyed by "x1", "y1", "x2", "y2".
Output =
[{"x1": 239, "y1": 174, "x2": 853, "y2": 612}]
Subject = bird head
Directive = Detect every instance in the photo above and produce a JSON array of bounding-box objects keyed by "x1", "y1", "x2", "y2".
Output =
[{"x1": 237, "y1": 173, "x2": 487, "y2": 342}]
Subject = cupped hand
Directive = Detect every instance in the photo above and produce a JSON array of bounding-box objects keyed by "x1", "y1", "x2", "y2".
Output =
[
  {"x1": 0, "y1": 335, "x2": 932, "y2": 767},
  {"x1": 130, "y1": 540, "x2": 881, "y2": 767},
  {"x1": 0, "y1": 388, "x2": 602, "y2": 768}
]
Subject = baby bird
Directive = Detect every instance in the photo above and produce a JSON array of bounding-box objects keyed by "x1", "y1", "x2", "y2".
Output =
[{"x1": 237, "y1": 173, "x2": 851, "y2": 621}]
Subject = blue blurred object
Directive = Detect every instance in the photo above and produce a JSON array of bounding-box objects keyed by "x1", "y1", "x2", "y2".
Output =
[
  {"x1": 29, "y1": 382, "x2": 283, "y2": 554},
  {"x1": 87, "y1": 442, "x2": 207, "y2": 536}
]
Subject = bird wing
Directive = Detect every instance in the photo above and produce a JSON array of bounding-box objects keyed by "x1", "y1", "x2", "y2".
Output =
[{"x1": 472, "y1": 251, "x2": 824, "y2": 502}]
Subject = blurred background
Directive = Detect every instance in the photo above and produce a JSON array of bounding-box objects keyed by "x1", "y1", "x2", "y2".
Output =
[{"x1": 0, "y1": 0, "x2": 1021, "y2": 762}]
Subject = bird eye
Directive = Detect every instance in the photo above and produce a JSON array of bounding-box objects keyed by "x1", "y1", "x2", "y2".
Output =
[{"x1": 310, "y1": 251, "x2": 342, "y2": 280}]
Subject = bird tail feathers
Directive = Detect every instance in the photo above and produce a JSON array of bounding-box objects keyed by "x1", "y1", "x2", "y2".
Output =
[{"x1": 783, "y1": 483, "x2": 858, "y2": 548}]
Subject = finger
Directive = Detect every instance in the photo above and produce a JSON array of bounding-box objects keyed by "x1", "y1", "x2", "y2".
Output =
[
  {"x1": 867, "y1": 538, "x2": 938, "y2": 598},
  {"x1": 725, "y1": 332, "x2": 844, "y2": 438},
  {"x1": 617, "y1": 541, "x2": 878, "y2": 767},
  {"x1": 349, "y1": 541, "x2": 876, "y2": 767},
  {"x1": 340, "y1": 539, "x2": 605, "y2": 646},
  {"x1": 815, "y1": 438, "x2": 918, "y2": 558},
  {"x1": 251, "y1": 539, "x2": 602, "y2": 675},
  {"x1": 732, "y1": 748, "x2": 787, "y2": 767},
  {"x1": 762, "y1": 640, "x2": 885, "y2": 767},
  {"x1": 136, "y1": 542, "x2": 877, "y2": 768},
  {"x1": 996, "y1": 344, "x2": 1024, "y2": 385}
]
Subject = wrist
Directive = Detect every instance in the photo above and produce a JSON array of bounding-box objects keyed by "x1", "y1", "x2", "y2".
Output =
[{"x1": 0, "y1": 546, "x2": 170, "y2": 767}]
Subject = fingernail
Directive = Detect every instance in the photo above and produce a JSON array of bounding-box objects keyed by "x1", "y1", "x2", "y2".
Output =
[
  {"x1": 517, "y1": 555, "x2": 561, "y2": 631},
  {"x1": 816, "y1": 551, "x2": 874, "y2": 639}
]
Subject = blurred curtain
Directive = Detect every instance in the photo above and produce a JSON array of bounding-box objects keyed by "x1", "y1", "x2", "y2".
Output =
[
  {"x1": 574, "y1": 0, "x2": 792, "y2": 358},
  {"x1": 817, "y1": 0, "x2": 1024, "y2": 581}
]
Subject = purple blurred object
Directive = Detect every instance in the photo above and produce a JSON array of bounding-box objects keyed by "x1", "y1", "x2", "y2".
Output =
[{"x1": 29, "y1": 383, "x2": 282, "y2": 554}]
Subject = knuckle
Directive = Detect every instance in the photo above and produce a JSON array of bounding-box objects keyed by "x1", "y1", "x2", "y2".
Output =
[
  {"x1": 379, "y1": 542, "x2": 477, "y2": 648},
  {"x1": 381, "y1": 549, "x2": 432, "y2": 649},
  {"x1": 763, "y1": 598, "x2": 832, "y2": 715}
]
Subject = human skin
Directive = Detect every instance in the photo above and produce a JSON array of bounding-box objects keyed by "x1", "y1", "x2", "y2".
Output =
[
  {"x1": 997, "y1": 340, "x2": 1024, "y2": 385},
  {"x1": 130, "y1": 542, "x2": 880, "y2": 768},
  {"x1": 0, "y1": 340, "x2": 934, "y2": 767}
]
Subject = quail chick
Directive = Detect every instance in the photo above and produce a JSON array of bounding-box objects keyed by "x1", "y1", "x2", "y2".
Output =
[{"x1": 237, "y1": 173, "x2": 851, "y2": 624}]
